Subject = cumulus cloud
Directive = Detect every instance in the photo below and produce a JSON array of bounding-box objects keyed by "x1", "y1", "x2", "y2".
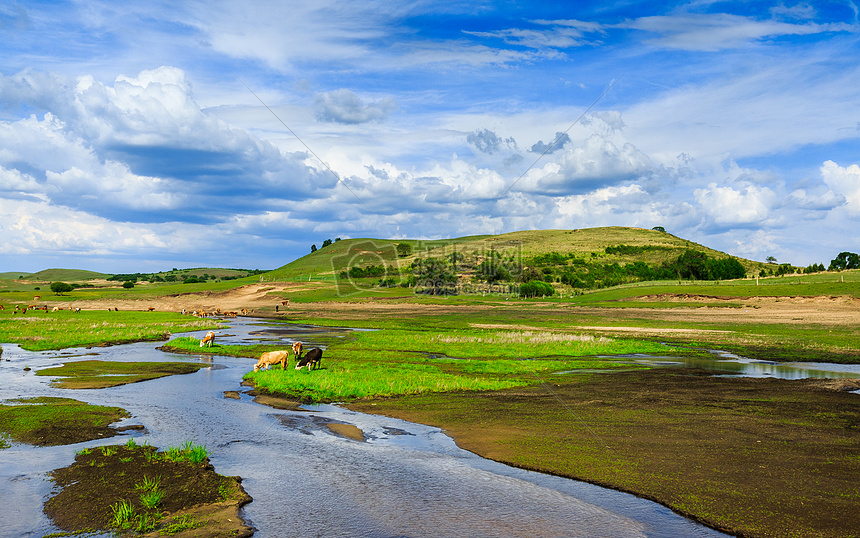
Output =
[
  {"x1": 0, "y1": 67, "x2": 333, "y2": 225},
  {"x1": 522, "y1": 135, "x2": 655, "y2": 195},
  {"x1": 530, "y1": 132, "x2": 571, "y2": 154},
  {"x1": 313, "y1": 89, "x2": 397, "y2": 124},
  {"x1": 694, "y1": 183, "x2": 777, "y2": 227},
  {"x1": 820, "y1": 160, "x2": 860, "y2": 212},
  {"x1": 467, "y1": 129, "x2": 518, "y2": 155}
]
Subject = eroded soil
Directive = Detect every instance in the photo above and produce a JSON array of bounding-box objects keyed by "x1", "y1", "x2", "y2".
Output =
[{"x1": 44, "y1": 444, "x2": 253, "y2": 537}]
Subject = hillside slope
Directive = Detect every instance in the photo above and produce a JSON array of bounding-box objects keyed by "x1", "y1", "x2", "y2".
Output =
[{"x1": 264, "y1": 227, "x2": 763, "y2": 280}]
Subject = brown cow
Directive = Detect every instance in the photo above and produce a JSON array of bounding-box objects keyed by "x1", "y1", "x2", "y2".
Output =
[
  {"x1": 254, "y1": 350, "x2": 289, "y2": 372},
  {"x1": 292, "y1": 341, "x2": 303, "y2": 361}
]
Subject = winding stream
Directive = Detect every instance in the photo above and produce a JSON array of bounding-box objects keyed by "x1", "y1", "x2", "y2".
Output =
[{"x1": 3, "y1": 318, "x2": 856, "y2": 537}]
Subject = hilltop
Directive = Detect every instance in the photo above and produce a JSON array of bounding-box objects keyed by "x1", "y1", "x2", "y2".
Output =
[{"x1": 261, "y1": 227, "x2": 770, "y2": 293}]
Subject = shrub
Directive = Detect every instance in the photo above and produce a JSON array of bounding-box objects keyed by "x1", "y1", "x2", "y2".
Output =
[
  {"x1": 122, "y1": 281, "x2": 135, "y2": 289},
  {"x1": 520, "y1": 280, "x2": 555, "y2": 298}
]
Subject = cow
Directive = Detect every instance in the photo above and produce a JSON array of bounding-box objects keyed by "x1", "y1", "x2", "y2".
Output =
[
  {"x1": 254, "y1": 350, "x2": 290, "y2": 372},
  {"x1": 0, "y1": 305, "x2": 5, "y2": 310},
  {"x1": 295, "y1": 348, "x2": 322, "y2": 371},
  {"x1": 292, "y1": 341, "x2": 302, "y2": 360},
  {"x1": 199, "y1": 331, "x2": 216, "y2": 348},
  {"x1": 147, "y1": 307, "x2": 155, "y2": 311}
]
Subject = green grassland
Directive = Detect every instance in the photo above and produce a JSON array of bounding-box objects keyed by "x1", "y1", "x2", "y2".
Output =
[
  {"x1": 0, "y1": 396, "x2": 129, "y2": 446},
  {"x1": 0, "y1": 309, "x2": 219, "y2": 351}
]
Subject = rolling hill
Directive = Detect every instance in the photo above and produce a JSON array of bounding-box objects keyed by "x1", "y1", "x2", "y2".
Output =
[{"x1": 261, "y1": 227, "x2": 770, "y2": 286}]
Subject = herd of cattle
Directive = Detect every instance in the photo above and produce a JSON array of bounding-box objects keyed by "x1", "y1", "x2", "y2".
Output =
[
  {"x1": 251, "y1": 339, "x2": 323, "y2": 372},
  {"x1": 199, "y1": 331, "x2": 322, "y2": 373}
]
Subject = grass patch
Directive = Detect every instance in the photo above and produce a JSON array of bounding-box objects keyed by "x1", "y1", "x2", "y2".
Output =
[
  {"x1": 0, "y1": 396, "x2": 129, "y2": 446},
  {"x1": 242, "y1": 327, "x2": 658, "y2": 402},
  {"x1": 35, "y1": 360, "x2": 208, "y2": 389},
  {"x1": 0, "y1": 310, "x2": 220, "y2": 351},
  {"x1": 44, "y1": 442, "x2": 251, "y2": 535}
]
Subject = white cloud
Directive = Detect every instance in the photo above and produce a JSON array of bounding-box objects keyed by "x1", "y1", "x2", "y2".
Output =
[
  {"x1": 619, "y1": 13, "x2": 857, "y2": 51},
  {"x1": 820, "y1": 160, "x2": 860, "y2": 212},
  {"x1": 694, "y1": 183, "x2": 777, "y2": 226},
  {"x1": 313, "y1": 89, "x2": 397, "y2": 124}
]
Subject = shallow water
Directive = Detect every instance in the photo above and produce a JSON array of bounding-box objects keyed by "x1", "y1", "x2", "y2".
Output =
[
  {"x1": 3, "y1": 318, "x2": 817, "y2": 537},
  {"x1": 627, "y1": 350, "x2": 860, "y2": 379}
]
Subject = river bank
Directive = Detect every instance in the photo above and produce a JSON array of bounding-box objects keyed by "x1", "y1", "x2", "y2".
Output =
[{"x1": 348, "y1": 368, "x2": 860, "y2": 537}]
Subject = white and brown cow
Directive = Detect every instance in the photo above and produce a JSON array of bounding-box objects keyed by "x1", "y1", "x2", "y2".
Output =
[{"x1": 199, "y1": 331, "x2": 216, "y2": 348}]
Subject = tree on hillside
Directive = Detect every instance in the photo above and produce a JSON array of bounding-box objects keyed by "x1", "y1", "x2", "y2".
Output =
[
  {"x1": 652, "y1": 226, "x2": 666, "y2": 233},
  {"x1": 50, "y1": 282, "x2": 74, "y2": 295},
  {"x1": 829, "y1": 252, "x2": 860, "y2": 271},
  {"x1": 396, "y1": 243, "x2": 412, "y2": 257},
  {"x1": 310, "y1": 244, "x2": 317, "y2": 253},
  {"x1": 410, "y1": 257, "x2": 457, "y2": 295},
  {"x1": 766, "y1": 256, "x2": 777, "y2": 264}
]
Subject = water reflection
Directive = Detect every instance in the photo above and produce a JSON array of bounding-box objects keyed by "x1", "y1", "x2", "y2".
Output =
[
  {"x1": 629, "y1": 349, "x2": 860, "y2": 380},
  {"x1": 0, "y1": 319, "x2": 737, "y2": 537}
]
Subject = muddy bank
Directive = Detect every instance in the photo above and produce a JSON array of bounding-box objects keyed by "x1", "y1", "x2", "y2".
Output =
[
  {"x1": 348, "y1": 368, "x2": 860, "y2": 538},
  {"x1": 44, "y1": 442, "x2": 253, "y2": 537}
]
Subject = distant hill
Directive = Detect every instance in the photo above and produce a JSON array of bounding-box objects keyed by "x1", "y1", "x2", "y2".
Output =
[
  {"x1": 0, "y1": 272, "x2": 28, "y2": 280},
  {"x1": 262, "y1": 227, "x2": 768, "y2": 286},
  {"x1": 22, "y1": 268, "x2": 109, "y2": 281}
]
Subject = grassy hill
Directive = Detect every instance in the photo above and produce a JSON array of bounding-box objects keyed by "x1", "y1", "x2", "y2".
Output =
[
  {"x1": 25, "y1": 269, "x2": 109, "y2": 281},
  {"x1": 262, "y1": 227, "x2": 768, "y2": 283}
]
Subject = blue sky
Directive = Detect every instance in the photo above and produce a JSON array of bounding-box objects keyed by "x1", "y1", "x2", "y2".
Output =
[{"x1": 1, "y1": 1, "x2": 858, "y2": 273}]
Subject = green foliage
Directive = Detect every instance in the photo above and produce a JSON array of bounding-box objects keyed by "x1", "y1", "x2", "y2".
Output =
[
  {"x1": 162, "y1": 441, "x2": 208, "y2": 464},
  {"x1": 110, "y1": 500, "x2": 136, "y2": 529},
  {"x1": 396, "y1": 242, "x2": 412, "y2": 257},
  {"x1": 410, "y1": 257, "x2": 458, "y2": 295},
  {"x1": 830, "y1": 251, "x2": 860, "y2": 271},
  {"x1": 519, "y1": 280, "x2": 555, "y2": 297},
  {"x1": 139, "y1": 489, "x2": 164, "y2": 509},
  {"x1": 50, "y1": 281, "x2": 75, "y2": 295},
  {"x1": 122, "y1": 281, "x2": 135, "y2": 289}
]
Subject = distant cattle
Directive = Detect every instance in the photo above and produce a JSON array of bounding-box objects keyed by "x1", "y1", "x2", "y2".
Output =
[
  {"x1": 295, "y1": 348, "x2": 322, "y2": 371},
  {"x1": 199, "y1": 331, "x2": 216, "y2": 348},
  {"x1": 147, "y1": 307, "x2": 155, "y2": 311},
  {"x1": 254, "y1": 350, "x2": 289, "y2": 372}
]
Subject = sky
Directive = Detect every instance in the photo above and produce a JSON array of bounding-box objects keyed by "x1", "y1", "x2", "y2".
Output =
[{"x1": 0, "y1": 1, "x2": 859, "y2": 274}]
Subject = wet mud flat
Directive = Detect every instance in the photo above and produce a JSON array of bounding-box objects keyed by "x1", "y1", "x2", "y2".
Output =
[{"x1": 348, "y1": 367, "x2": 860, "y2": 538}]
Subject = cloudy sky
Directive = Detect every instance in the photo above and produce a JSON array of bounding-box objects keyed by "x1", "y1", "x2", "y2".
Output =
[{"x1": 1, "y1": 1, "x2": 859, "y2": 273}]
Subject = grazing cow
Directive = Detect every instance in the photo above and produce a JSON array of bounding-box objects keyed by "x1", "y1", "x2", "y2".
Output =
[
  {"x1": 199, "y1": 331, "x2": 216, "y2": 348},
  {"x1": 73, "y1": 307, "x2": 81, "y2": 313},
  {"x1": 295, "y1": 348, "x2": 322, "y2": 371},
  {"x1": 254, "y1": 350, "x2": 289, "y2": 372},
  {"x1": 147, "y1": 307, "x2": 155, "y2": 311},
  {"x1": 281, "y1": 300, "x2": 290, "y2": 307},
  {"x1": 51, "y1": 306, "x2": 62, "y2": 312},
  {"x1": 0, "y1": 305, "x2": 5, "y2": 310},
  {"x1": 240, "y1": 308, "x2": 249, "y2": 315}
]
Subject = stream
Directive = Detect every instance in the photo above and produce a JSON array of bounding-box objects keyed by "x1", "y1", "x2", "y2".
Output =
[{"x1": 3, "y1": 318, "x2": 857, "y2": 537}]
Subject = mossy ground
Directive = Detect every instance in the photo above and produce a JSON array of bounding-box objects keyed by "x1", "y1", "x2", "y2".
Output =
[{"x1": 348, "y1": 368, "x2": 860, "y2": 538}]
